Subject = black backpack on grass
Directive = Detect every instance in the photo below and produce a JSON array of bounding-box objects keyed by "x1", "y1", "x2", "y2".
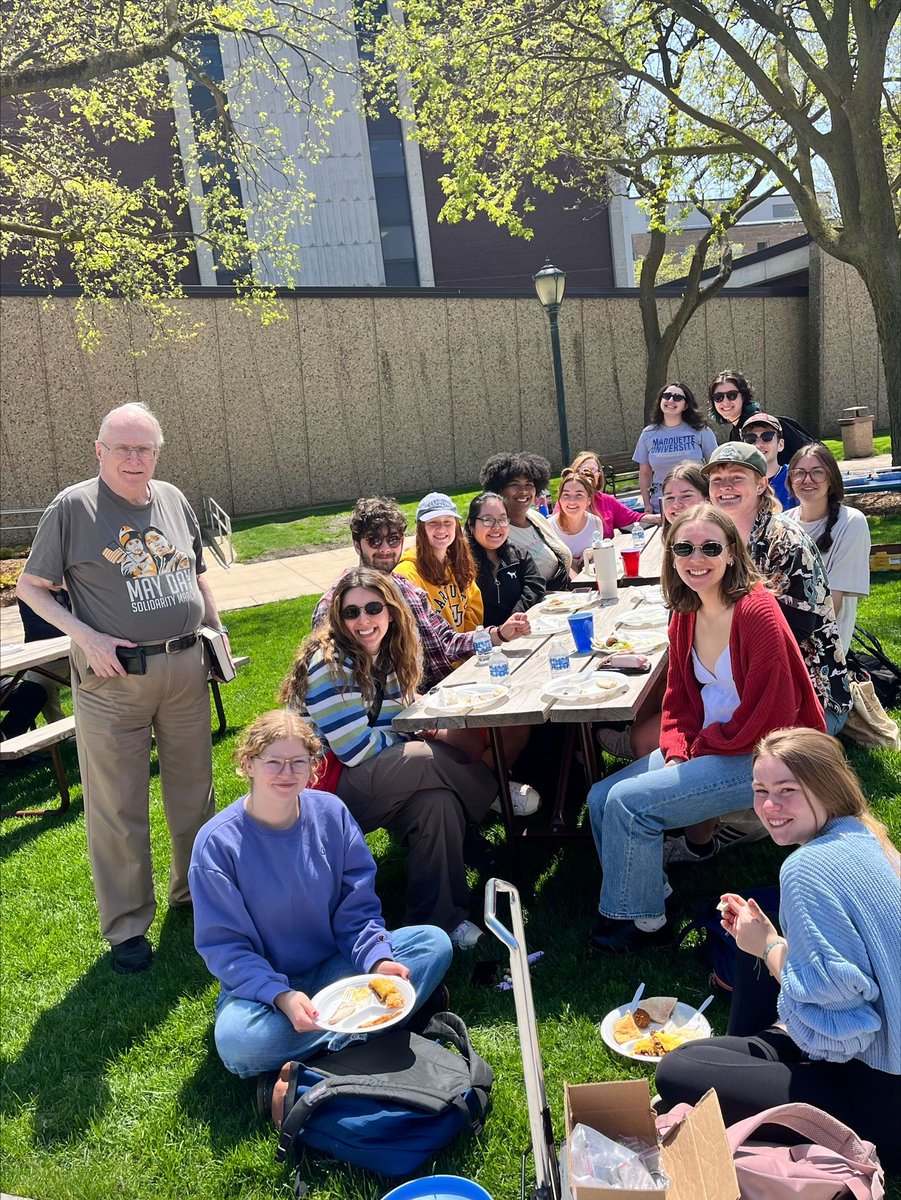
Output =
[{"x1": 847, "y1": 627, "x2": 901, "y2": 710}]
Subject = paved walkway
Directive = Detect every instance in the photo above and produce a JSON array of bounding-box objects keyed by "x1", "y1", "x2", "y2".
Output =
[{"x1": 1, "y1": 449, "x2": 892, "y2": 647}]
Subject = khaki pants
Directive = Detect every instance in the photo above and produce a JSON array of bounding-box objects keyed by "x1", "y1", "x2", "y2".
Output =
[
  {"x1": 338, "y1": 739, "x2": 496, "y2": 932},
  {"x1": 70, "y1": 640, "x2": 214, "y2": 945}
]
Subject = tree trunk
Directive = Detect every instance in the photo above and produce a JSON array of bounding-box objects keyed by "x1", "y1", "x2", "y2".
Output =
[{"x1": 856, "y1": 246, "x2": 901, "y2": 466}]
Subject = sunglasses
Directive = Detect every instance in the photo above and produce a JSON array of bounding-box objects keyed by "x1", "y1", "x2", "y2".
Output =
[
  {"x1": 743, "y1": 430, "x2": 778, "y2": 444},
  {"x1": 340, "y1": 600, "x2": 386, "y2": 620},
  {"x1": 713, "y1": 389, "x2": 740, "y2": 402},
  {"x1": 660, "y1": 391, "x2": 686, "y2": 402},
  {"x1": 362, "y1": 532, "x2": 404, "y2": 548},
  {"x1": 672, "y1": 541, "x2": 727, "y2": 558}
]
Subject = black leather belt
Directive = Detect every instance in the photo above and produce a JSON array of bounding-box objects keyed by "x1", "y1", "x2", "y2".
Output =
[{"x1": 140, "y1": 633, "x2": 198, "y2": 656}]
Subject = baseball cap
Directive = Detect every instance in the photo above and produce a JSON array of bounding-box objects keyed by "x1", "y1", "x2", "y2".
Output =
[
  {"x1": 416, "y1": 492, "x2": 460, "y2": 522},
  {"x1": 701, "y1": 442, "x2": 768, "y2": 477},
  {"x1": 741, "y1": 412, "x2": 782, "y2": 434}
]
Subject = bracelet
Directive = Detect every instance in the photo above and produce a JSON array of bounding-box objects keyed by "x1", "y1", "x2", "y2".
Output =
[
  {"x1": 762, "y1": 938, "x2": 786, "y2": 964},
  {"x1": 496, "y1": 625, "x2": 510, "y2": 643}
]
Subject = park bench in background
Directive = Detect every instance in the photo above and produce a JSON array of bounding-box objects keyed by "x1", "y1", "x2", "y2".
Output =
[
  {"x1": 0, "y1": 716, "x2": 76, "y2": 816},
  {"x1": 603, "y1": 453, "x2": 639, "y2": 496}
]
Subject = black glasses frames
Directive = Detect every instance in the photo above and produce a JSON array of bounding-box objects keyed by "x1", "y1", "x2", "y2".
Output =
[
  {"x1": 340, "y1": 600, "x2": 387, "y2": 620},
  {"x1": 713, "y1": 389, "x2": 740, "y2": 403}
]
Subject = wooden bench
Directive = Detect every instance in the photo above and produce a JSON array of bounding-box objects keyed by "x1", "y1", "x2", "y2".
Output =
[
  {"x1": 209, "y1": 654, "x2": 250, "y2": 734},
  {"x1": 0, "y1": 716, "x2": 76, "y2": 816},
  {"x1": 602, "y1": 453, "x2": 640, "y2": 495}
]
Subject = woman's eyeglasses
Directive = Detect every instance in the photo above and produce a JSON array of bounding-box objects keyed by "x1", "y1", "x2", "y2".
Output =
[
  {"x1": 474, "y1": 515, "x2": 510, "y2": 528},
  {"x1": 672, "y1": 541, "x2": 727, "y2": 558},
  {"x1": 362, "y1": 532, "x2": 404, "y2": 548},
  {"x1": 713, "y1": 389, "x2": 740, "y2": 403},
  {"x1": 340, "y1": 600, "x2": 386, "y2": 620},
  {"x1": 660, "y1": 391, "x2": 686, "y2": 402},
  {"x1": 258, "y1": 757, "x2": 311, "y2": 775},
  {"x1": 743, "y1": 431, "x2": 778, "y2": 444},
  {"x1": 789, "y1": 467, "x2": 829, "y2": 483}
]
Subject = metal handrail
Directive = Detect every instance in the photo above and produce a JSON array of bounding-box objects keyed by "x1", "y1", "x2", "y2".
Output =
[
  {"x1": 0, "y1": 508, "x2": 45, "y2": 544},
  {"x1": 203, "y1": 496, "x2": 235, "y2": 568}
]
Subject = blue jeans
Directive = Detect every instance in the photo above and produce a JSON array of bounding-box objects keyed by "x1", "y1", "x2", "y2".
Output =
[
  {"x1": 588, "y1": 749, "x2": 754, "y2": 921},
  {"x1": 214, "y1": 925, "x2": 453, "y2": 1078},
  {"x1": 825, "y1": 708, "x2": 848, "y2": 736}
]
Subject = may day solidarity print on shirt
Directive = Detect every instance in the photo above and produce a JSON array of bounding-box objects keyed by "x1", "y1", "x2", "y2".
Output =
[{"x1": 102, "y1": 524, "x2": 194, "y2": 614}]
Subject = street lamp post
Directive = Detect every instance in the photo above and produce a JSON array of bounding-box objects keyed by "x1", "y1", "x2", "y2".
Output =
[{"x1": 532, "y1": 258, "x2": 570, "y2": 466}]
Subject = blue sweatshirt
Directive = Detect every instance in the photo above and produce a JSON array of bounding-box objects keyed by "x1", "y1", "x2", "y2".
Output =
[
  {"x1": 777, "y1": 816, "x2": 901, "y2": 1073},
  {"x1": 189, "y1": 791, "x2": 394, "y2": 1008}
]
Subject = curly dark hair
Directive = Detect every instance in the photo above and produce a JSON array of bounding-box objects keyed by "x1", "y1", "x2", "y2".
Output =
[
  {"x1": 479, "y1": 452, "x2": 551, "y2": 494},
  {"x1": 348, "y1": 496, "x2": 407, "y2": 543},
  {"x1": 708, "y1": 370, "x2": 760, "y2": 427}
]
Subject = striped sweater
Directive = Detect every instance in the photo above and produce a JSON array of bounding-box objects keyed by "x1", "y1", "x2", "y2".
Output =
[{"x1": 302, "y1": 650, "x2": 410, "y2": 767}]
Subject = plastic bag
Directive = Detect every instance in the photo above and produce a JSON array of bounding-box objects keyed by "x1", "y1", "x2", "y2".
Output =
[{"x1": 569, "y1": 1123, "x2": 669, "y2": 1190}]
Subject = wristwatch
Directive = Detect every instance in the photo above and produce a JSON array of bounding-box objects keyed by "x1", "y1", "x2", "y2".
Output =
[{"x1": 216, "y1": 625, "x2": 229, "y2": 635}]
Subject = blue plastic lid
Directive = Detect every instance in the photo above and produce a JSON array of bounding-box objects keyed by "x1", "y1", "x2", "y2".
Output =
[{"x1": 380, "y1": 1176, "x2": 493, "y2": 1200}]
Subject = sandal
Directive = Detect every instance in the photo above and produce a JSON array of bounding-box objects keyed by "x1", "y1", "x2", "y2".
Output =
[{"x1": 255, "y1": 1060, "x2": 300, "y2": 1128}]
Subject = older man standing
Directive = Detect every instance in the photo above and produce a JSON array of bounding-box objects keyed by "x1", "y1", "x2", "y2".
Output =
[{"x1": 17, "y1": 402, "x2": 227, "y2": 974}]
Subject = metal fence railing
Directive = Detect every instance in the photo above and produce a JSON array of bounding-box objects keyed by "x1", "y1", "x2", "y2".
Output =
[
  {"x1": 1, "y1": 508, "x2": 44, "y2": 548},
  {"x1": 203, "y1": 496, "x2": 235, "y2": 568}
]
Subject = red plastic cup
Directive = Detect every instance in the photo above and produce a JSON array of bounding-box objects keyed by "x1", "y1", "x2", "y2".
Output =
[{"x1": 621, "y1": 548, "x2": 641, "y2": 578}]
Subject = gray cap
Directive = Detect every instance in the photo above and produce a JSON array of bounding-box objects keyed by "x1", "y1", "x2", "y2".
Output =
[
  {"x1": 701, "y1": 441, "x2": 768, "y2": 477},
  {"x1": 416, "y1": 492, "x2": 460, "y2": 522}
]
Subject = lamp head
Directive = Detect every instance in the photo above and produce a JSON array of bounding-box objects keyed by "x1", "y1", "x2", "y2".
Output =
[{"x1": 533, "y1": 259, "x2": 566, "y2": 311}]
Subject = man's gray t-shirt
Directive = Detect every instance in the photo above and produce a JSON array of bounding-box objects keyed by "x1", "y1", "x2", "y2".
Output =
[{"x1": 25, "y1": 477, "x2": 206, "y2": 642}]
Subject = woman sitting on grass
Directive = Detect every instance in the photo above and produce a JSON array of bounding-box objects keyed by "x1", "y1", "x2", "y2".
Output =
[
  {"x1": 548, "y1": 469, "x2": 607, "y2": 576},
  {"x1": 395, "y1": 492, "x2": 483, "y2": 632},
  {"x1": 657, "y1": 728, "x2": 900, "y2": 1172},
  {"x1": 281, "y1": 568, "x2": 496, "y2": 950},
  {"x1": 189, "y1": 709, "x2": 452, "y2": 1080},
  {"x1": 587, "y1": 504, "x2": 825, "y2": 955}
]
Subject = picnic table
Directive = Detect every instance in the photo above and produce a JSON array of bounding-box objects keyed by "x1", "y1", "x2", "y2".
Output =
[
  {"x1": 392, "y1": 588, "x2": 669, "y2": 845},
  {"x1": 571, "y1": 525, "x2": 666, "y2": 589}
]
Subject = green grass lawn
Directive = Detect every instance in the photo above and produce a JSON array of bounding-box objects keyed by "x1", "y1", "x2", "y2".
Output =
[
  {"x1": 230, "y1": 434, "x2": 892, "y2": 564},
  {"x1": 2, "y1": 584, "x2": 900, "y2": 1200}
]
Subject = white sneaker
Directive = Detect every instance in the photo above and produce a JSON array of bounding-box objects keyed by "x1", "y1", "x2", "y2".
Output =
[
  {"x1": 450, "y1": 920, "x2": 484, "y2": 949},
  {"x1": 490, "y1": 782, "x2": 542, "y2": 817}
]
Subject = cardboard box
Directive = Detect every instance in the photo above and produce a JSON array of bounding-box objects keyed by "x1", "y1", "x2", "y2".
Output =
[{"x1": 564, "y1": 1079, "x2": 739, "y2": 1200}]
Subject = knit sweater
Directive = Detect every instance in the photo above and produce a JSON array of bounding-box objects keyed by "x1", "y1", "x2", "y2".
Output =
[
  {"x1": 189, "y1": 791, "x2": 393, "y2": 1008},
  {"x1": 777, "y1": 816, "x2": 901, "y2": 1073},
  {"x1": 660, "y1": 585, "x2": 825, "y2": 761},
  {"x1": 394, "y1": 551, "x2": 483, "y2": 632},
  {"x1": 302, "y1": 650, "x2": 410, "y2": 766}
]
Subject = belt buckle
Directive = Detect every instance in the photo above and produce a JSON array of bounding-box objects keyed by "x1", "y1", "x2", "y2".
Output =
[{"x1": 164, "y1": 636, "x2": 183, "y2": 654}]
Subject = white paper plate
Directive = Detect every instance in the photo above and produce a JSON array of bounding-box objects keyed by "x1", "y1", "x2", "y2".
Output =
[
  {"x1": 530, "y1": 613, "x2": 572, "y2": 635},
  {"x1": 311, "y1": 973, "x2": 416, "y2": 1033},
  {"x1": 592, "y1": 630, "x2": 668, "y2": 654},
  {"x1": 538, "y1": 593, "x2": 589, "y2": 615},
  {"x1": 425, "y1": 682, "x2": 510, "y2": 714},
  {"x1": 615, "y1": 604, "x2": 670, "y2": 630},
  {"x1": 544, "y1": 671, "x2": 629, "y2": 704},
  {"x1": 600, "y1": 1001, "x2": 712, "y2": 1064}
]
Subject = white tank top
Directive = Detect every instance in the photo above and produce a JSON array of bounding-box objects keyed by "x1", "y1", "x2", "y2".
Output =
[{"x1": 692, "y1": 645, "x2": 740, "y2": 728}]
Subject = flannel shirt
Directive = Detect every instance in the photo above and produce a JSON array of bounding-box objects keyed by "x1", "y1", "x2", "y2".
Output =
[{"x1": 312, "y1": 570, "x2": 475, "y2": 691}]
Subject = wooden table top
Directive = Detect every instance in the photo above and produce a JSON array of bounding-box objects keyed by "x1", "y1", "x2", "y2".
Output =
[
  {"x1": 393, "y1": 589, "x2": 669, "y2": 732},
  {"x1": 0, "y1": 636, "x2": 71, "y2": 673}
]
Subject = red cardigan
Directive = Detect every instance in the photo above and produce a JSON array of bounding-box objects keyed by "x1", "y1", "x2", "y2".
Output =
[{"x1": 659, "y1": 585, "x2": 826, "y2": 761}]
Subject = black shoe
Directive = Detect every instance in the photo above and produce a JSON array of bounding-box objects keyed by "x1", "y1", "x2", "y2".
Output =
[
  {"x1": 110, "y1": 934, "x2": 153, "y2": 974},
  {"x1": 588, "y1": 915, "x2": 674, "y2": 955},
  {"x1": 170, "y1": 898, "x2": 193, "y2": 916},
  {"x1": 407, "y1": 983, "x2": 451, "y2": 1033},
  {"x1": 462, "y1": 828, "x2": 499, "y2": 872}
]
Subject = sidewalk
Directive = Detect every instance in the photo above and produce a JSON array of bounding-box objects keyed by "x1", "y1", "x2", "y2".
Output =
[{"x1": 1, "y1": 448, "x2": 891, "y2": 647}]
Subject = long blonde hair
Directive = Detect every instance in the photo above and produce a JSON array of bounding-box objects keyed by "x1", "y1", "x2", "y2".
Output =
[
  {"x1": 280, "y1": 568, "x2": 422, "y2": 708},
  {"x1": 754, "y1": 728, "x2": 899, "y2": 867},
  {"x1": 413, "y1": 517, "x2": 477, "y2": 591},
  {"x1": 570, "y1": 450, "x2": 605, "y2": 493}
]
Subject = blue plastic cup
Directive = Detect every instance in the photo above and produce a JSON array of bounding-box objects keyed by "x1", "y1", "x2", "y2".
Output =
[{"x1": 567, "y1": 611, "x2": 594, "y2": 654}]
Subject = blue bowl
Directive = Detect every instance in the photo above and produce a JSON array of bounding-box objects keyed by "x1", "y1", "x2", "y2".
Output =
[{"x1": 381, "y1": 1176, "x2": 493, "y2": 1200}]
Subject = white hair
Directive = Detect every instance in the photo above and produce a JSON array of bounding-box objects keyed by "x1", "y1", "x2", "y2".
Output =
[{"x1": 98, "y1": 402, "x2": 165, "y2": 447}]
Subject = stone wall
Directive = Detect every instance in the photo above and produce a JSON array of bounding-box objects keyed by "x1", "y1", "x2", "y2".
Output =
[{"x1": 0, "y1": 271, "x2": 872, "y2": 520}]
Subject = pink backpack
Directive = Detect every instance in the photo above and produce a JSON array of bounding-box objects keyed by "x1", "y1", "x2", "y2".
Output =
[{"x1": 659, "y1": 1101, "x2": 885, "y2": 1199}]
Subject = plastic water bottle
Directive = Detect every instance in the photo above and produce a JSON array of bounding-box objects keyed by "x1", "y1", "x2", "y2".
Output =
[
  {"x1": 632, "y1": 523, "x2": 646, "y2": 550},
  {"x1": 549, "y1": 639, "x2": 571, "y2": 678},
  {"x1": 473, "y1": 625, "x2": 492, "y2": 666},
  {"x1": 488, "y1": 647, "x2": 510, "y2": 680}
]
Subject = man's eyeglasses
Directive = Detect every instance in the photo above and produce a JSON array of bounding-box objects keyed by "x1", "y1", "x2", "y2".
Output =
[
  {"x1": 474, "y1": 515, "x2": 510, "y2": 528},
  {"x1": 258, "y1": 757, "x2": 311, "y2": 775},
  {"x1": 713, "y1": 390, "x2": 740, "y2": 403},
  {"x1": 789, "y1": 467, "x2": 829, "y2": 483},
  {"x1": 362, "y1": 532, "x2": 404, "y2": 548},
  {"x1": 672, "y1": 541, "x2": 727, "y2": 558},
  {"x1": 660, "y1": 391, "x2": 686, "y2": 403},
  {"x1": 99, "y1": 442, "x2": 159, "y2": 459},
  {"x1": 340, "y1": 600, "x2": 386, "y2": 620},
  {"x1": 743, "y1": 431, "x2": 778, "y2": 444}
]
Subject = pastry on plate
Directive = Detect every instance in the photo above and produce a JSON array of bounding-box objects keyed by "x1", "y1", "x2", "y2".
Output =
[
  {"x1": 635, "y1": 995, "x2": 677, "y2": 1025},
  {"x1": 613, "y1": 1010, "x2": 642, "y2": 1044}
]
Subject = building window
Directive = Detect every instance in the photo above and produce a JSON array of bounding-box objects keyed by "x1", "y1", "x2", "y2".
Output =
[
  {"x1": 757, "y1": 241, "x2": 768, "y2": 251},
  {"x1": 772, "y1": 203, "x2": 798, "y2": 219}
]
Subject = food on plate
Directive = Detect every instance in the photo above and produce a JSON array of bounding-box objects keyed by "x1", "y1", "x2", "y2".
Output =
[
  {"x1": 369, "y1": 977, "x2": 405, "y2": 1009},
  {"x1": 613, "y1": 1010, "x2": 642, "y2": 1044},
  {"x1": 360, "y1": 1011, "x2": 398, "y2": 1029},
  {"x1": 604, "y1": 635, "x2": 633, "y2": 652},
  {"x1": 327, "y1": 1001, "x2": 357, "y2": 1025},
  {"x1": 716, "y1": 898, "x2": 731, "y2": 915},
  {"x1": 633, "y1": 1030, "x2": 686, "y2": 1057},
  {"x1": 635, "y1": 996, "x2": 677, "y2": 1025},
  {"x1": 633, "y1": 1007, "x2": 652, "y2": 1030}
]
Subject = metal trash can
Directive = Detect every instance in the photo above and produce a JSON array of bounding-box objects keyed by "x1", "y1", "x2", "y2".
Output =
[{"x1": 837, "y1": 405, "x2": 875, "y2": 459}]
